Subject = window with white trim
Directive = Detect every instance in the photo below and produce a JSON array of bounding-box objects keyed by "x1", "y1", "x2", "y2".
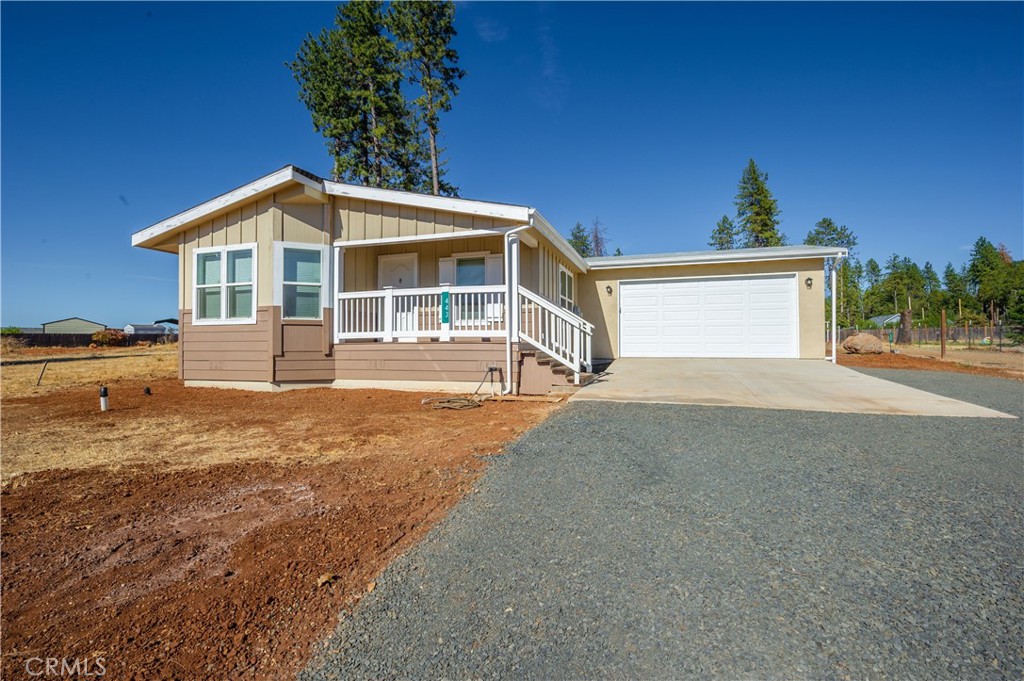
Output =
[
  {"x1": 558, "y1": 265, "x2": 575, "y2": 310},
  {"x1": 193, "y1": 244, "x2": 257, "y2": 324},
  {"x1": 274, "y1": 242, "x2": 329, "y2": 320}
]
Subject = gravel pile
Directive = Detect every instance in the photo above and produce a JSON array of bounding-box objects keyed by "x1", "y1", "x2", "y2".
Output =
[{"x1": 302, "y1": 370, "x2": 1023, "y2": 680}]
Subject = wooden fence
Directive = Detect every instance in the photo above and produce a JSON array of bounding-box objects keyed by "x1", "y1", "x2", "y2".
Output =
[
  {"x1": 7, "y1": 333, "x2": 178, "y2": 348},
  {"x1": 837, "y1": 326, "x2": 1011, "y2": 346}
]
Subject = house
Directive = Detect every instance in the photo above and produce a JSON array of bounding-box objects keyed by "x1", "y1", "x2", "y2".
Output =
[
  {"x1": 131, "y1": 165, "x2": 846, "y2": 393},
  {"x1": 868, "y1": 314, "x2": 902, "y2": 326},
  {"x1": 41, "y1": 317, "x2": 106, "y2": 334},
  {"x1": 124, "y1": 324, "x2": 169, "y2": 335}
]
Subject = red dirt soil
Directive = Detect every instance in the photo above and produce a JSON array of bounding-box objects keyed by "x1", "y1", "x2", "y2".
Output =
[
  {"x1": 1, "y1": 379, "x2": 556, "y2": 680},
  {"x1": 836, "y1": 348, "x2": 1023, "y2": 381}
]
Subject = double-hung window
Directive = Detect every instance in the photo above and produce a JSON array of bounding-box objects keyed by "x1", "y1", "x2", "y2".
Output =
[
  {"x1": 193, "y1": 244, "x2": 257, "y2": 324},
  {"x1": 274, "y1": 243, "x2": 329, "y2": 320}
]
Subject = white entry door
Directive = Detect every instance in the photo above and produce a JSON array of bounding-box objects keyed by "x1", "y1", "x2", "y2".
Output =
[
  {"x1": 619, "y1": 274, "x2": 798, "y2": 358},
  {"x1": 378, "y1": 254, "x2": 419, "y2": 339}
]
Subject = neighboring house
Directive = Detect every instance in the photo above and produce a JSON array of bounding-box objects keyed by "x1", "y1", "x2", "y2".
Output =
[
  {"x1": 868, "y1": 314, "x2": 902, "y2": 326},
  {"x1": 124, "y1": 324, "x2": 169, "y2": 335},
  {"x1": 131, "y1": 165, "x2": 846, "y2": 393},
  {"x1": 41, "y1": 317, "x2": 106, "y2": 334}
]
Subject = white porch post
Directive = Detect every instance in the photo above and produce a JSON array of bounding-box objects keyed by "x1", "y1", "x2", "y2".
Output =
[
  {"x1": 333, "y1": 245, "x2": 343, "y2": 343},
  {"x1": 509, "y1": 235, "x2": 521, "y2": 341},
  {"x1": 383, "y1": 286, "x2": 395, "y2": 342},
  {"x1": 830, "y1": 256, "x2": 839, "y2": 364}
]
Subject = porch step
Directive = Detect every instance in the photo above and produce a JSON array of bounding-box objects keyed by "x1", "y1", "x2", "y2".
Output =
[{"x1": 518, "y1": 345, "x2": 596, "y2": 395}]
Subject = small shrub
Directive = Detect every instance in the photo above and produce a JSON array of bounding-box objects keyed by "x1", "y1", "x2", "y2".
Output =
[
  {"x1": 0, "y1": 335, "x2": 27, "y2": 354},
  {"x1": 1, "y1": 326, "x2": 22, "y2": 335},
  {"x1": 91, "y1": 329, "x2": 126, "y2": 347}
]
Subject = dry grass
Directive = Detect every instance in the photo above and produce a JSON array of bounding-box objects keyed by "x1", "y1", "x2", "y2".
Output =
[{"x1": 1, "y1": 345, "x2": 178, "y2": 399}]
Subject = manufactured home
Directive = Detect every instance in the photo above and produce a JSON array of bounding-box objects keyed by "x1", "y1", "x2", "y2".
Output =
[{"x1": 131, "y1": 166, "x2": 845, "y2": 393}]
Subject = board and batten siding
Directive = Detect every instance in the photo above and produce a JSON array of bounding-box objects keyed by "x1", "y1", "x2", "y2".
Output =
[
  {"x1": 531, "y1": 231, "x2": 583, "y2": 307},
  {"x1": 176, "y1": 196, "x2": 330, "y2": 311},
  {"x1": 333, "y1": 197, "x2": 521, "y2": 242},
  {"x1": 341, "y1": 236, "x2": 506, "y2": 291}
]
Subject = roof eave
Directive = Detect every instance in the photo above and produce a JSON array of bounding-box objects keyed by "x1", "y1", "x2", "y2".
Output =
[{"x1": 586, "y1": 246, "x2": 847, "y2": 270}]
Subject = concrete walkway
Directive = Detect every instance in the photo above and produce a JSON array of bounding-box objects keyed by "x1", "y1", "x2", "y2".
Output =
[{"x1": 571, "y1": 358, "x2": 1014, "y2": 418}]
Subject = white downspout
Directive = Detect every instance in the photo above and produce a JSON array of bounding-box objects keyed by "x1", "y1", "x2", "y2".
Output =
[
  {"x1": 503, "y1": 222, "x2": 532, "y2": 394},
  {"x1": 831, "y1": 251, "x2": 843, "y2": 364}
]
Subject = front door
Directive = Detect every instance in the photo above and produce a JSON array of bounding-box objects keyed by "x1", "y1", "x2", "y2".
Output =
[
  {"x1": 378, "y1": 254, "x2": 419, "y2": 339},
  {"x1": 378, "y1": 253, "x2": 418, "y2": 289}
]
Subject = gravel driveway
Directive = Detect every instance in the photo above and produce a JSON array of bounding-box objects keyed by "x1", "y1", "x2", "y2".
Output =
[{"x1": 302, "y1": 370, "x2": 1023, "y2": 680}]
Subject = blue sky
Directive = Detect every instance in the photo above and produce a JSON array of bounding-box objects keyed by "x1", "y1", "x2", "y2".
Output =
[{"x1": 2, "y1": 1, "x2": 1021, "y2": 327}]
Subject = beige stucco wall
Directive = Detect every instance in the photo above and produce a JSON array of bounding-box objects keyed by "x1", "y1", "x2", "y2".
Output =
[{"x1": 577, "y1": 258, "x2": 826, "y2": 360}]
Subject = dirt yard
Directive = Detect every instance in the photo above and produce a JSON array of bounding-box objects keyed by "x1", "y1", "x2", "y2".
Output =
[
  {"x1": 833, "y1": 343, "x2": 1024, "y2": 381},
  {"x1": 1, "y1": 347, "x2": 557, "y2": 679}
]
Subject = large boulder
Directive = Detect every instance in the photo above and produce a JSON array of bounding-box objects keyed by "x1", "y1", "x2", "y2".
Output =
[{"x1": 842, "y1": 333, "x2": 884, "y2": 354}]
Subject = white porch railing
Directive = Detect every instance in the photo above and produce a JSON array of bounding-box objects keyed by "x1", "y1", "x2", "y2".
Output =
[
  {"x1": 335, "y1": 283, "x2": 593, "y2": 383},
  {"x1": 517, "y1": 286, "x2": 593, "y2": 382},
  {"x1": 337, "y1": 284, "x2": 506, "y2": 343}
]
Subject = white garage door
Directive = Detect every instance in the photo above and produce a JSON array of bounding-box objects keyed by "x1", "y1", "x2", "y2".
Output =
[{"x1": 619, "y1": 274, "x2": 798, "y2": 358}]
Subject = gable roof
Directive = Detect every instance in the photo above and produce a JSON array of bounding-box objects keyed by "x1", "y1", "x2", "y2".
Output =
[
  {"x1": 132, "y1": 165, "x2": 533, "y2": 248},
  {"x1": 42, "y1": 317, "x2": 106, "y2": 327},
  {"x1": 868, "y1": 314, "x2": 902, "y2": 325},
  {"x1": 586, "y1": 245, "x2": 848, "y2": 269}
]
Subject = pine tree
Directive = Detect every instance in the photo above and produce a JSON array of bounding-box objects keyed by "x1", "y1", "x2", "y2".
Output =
[
  {"x1": 589, "y1": 218, "x2": 609, "y2": 257},
  {"x1": 734, "y1": 159, "x2": 784, "y2": 248},
  {"x1": 708, "y1": 214, "x2": 738, "y2": 250},
  {"x1": 290, "y1": 1, "x2": 419, "y2": 189},
  {"x1": 613, "y1": 247, "x2": 623, "y2": 256},
  {"x1": 804, "y1": 217, "x2": 858, "y2": 324},
  {"x1": 567, "y1": 222, "x2": 592, "y2": 258},
  {"x1": 390, "y1": 0, "x2": 464, "y2": 196}
]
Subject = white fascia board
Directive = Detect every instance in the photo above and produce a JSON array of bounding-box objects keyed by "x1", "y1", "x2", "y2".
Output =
[
  {"x1": 324, "y1": 181, "x2": 531, "y2": 222},
  {"x1": 528, "y1": 210, "x2": 590, "y2": 272},
  {"x1": 334, "y1": 227, "x2": 516, "y2": 248},
  {"x1": 586, "y1": 246, "x2": 848, "y2": 270},
  {"x1": 131, "y1": 167, "x2": 324, "y2": 249}
]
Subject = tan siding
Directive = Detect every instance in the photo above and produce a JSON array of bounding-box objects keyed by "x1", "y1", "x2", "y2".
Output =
[
  {"x1": 180, "y1": 306, "x2": 272, "y2": 381},
  {"x1": 334, "y1": 341, "x2": 513, "y2": 384},
  {"x1": 576, "y1": 258, "x2": 826, "y2": 360},
  {"x1": 341, "y1": 237, "x2": 505, "y2": 291},
  {"x1": 332, "y1": 196, "x2": 520, "y2": 242},
  {"x1": 41, "y1": 319, "x2": 106, "y2": 333}
]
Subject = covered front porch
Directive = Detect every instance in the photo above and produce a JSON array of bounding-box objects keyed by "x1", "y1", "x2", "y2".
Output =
[{"x1": 330, "y1": 227, "x2": 593, "y2": 384}]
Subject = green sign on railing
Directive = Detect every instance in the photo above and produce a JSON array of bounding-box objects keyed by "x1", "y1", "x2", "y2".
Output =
[
  {"x1": 888, "y1": 331, "x2": 894, "y2": 343},
  {"x1": 441, "y1": 291, "x2": 450, "y2": 324}
]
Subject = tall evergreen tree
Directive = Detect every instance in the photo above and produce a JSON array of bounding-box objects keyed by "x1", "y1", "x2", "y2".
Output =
[
  {"x1": 864, "y1": 258, "x2": 882, "y2": 288},
  {"x1": 804, "y1": 217, "x2": 858, "y2": 324},
  {"x1": 290, "y1": 1, "x2": 418, "y2": 188},
  {"x1": 567, "y1": 222, "x2": 592, "y2": 258},
  {"x1": 390, "y1": 0, "x2": 464, "y2": 196},
  {"x1": 734, "y1": 159, "x2": 784, "y2": 248},
  {"x1": 708, "y1": 214, "x2": 738, "y2": 250}
]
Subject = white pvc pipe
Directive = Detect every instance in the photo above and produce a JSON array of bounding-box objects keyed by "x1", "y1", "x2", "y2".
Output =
[{"x1": 503, "y1": 224, "x2": 532, "y2": 394}]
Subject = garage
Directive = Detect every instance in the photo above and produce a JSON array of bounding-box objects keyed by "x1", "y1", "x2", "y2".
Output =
[{"x1": 619, "y1": 273, "x2": 798, "y2": 358}]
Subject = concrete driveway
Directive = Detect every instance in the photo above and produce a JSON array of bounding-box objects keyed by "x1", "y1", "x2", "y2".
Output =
[{"x1": 571, "y1": 358, "x2": 1013, "y2": 418}]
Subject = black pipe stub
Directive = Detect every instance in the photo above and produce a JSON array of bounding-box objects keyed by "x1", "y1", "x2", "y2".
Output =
[
  {"x1": 99, "y1": 386, "x2": 108, "y2": 398},
  {"x1": 144, "y1": 386, "x2": 152, "y2": 396}
]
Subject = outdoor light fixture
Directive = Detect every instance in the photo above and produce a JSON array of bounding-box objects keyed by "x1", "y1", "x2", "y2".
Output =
[
  {"x1": 805, "y1": 277, "x2": 813, "y2": 289},
  {"x1": 605, "y1": 285, "x2": 613, "y2": 295}
]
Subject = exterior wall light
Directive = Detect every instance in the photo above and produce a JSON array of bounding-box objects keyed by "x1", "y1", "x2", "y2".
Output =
[
  {"x1": 805, "y1": 277, "x2": 814, "y2": 289},
  {"x1": 605, "y1": 285, "x2": 613, "y2": 295}
]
